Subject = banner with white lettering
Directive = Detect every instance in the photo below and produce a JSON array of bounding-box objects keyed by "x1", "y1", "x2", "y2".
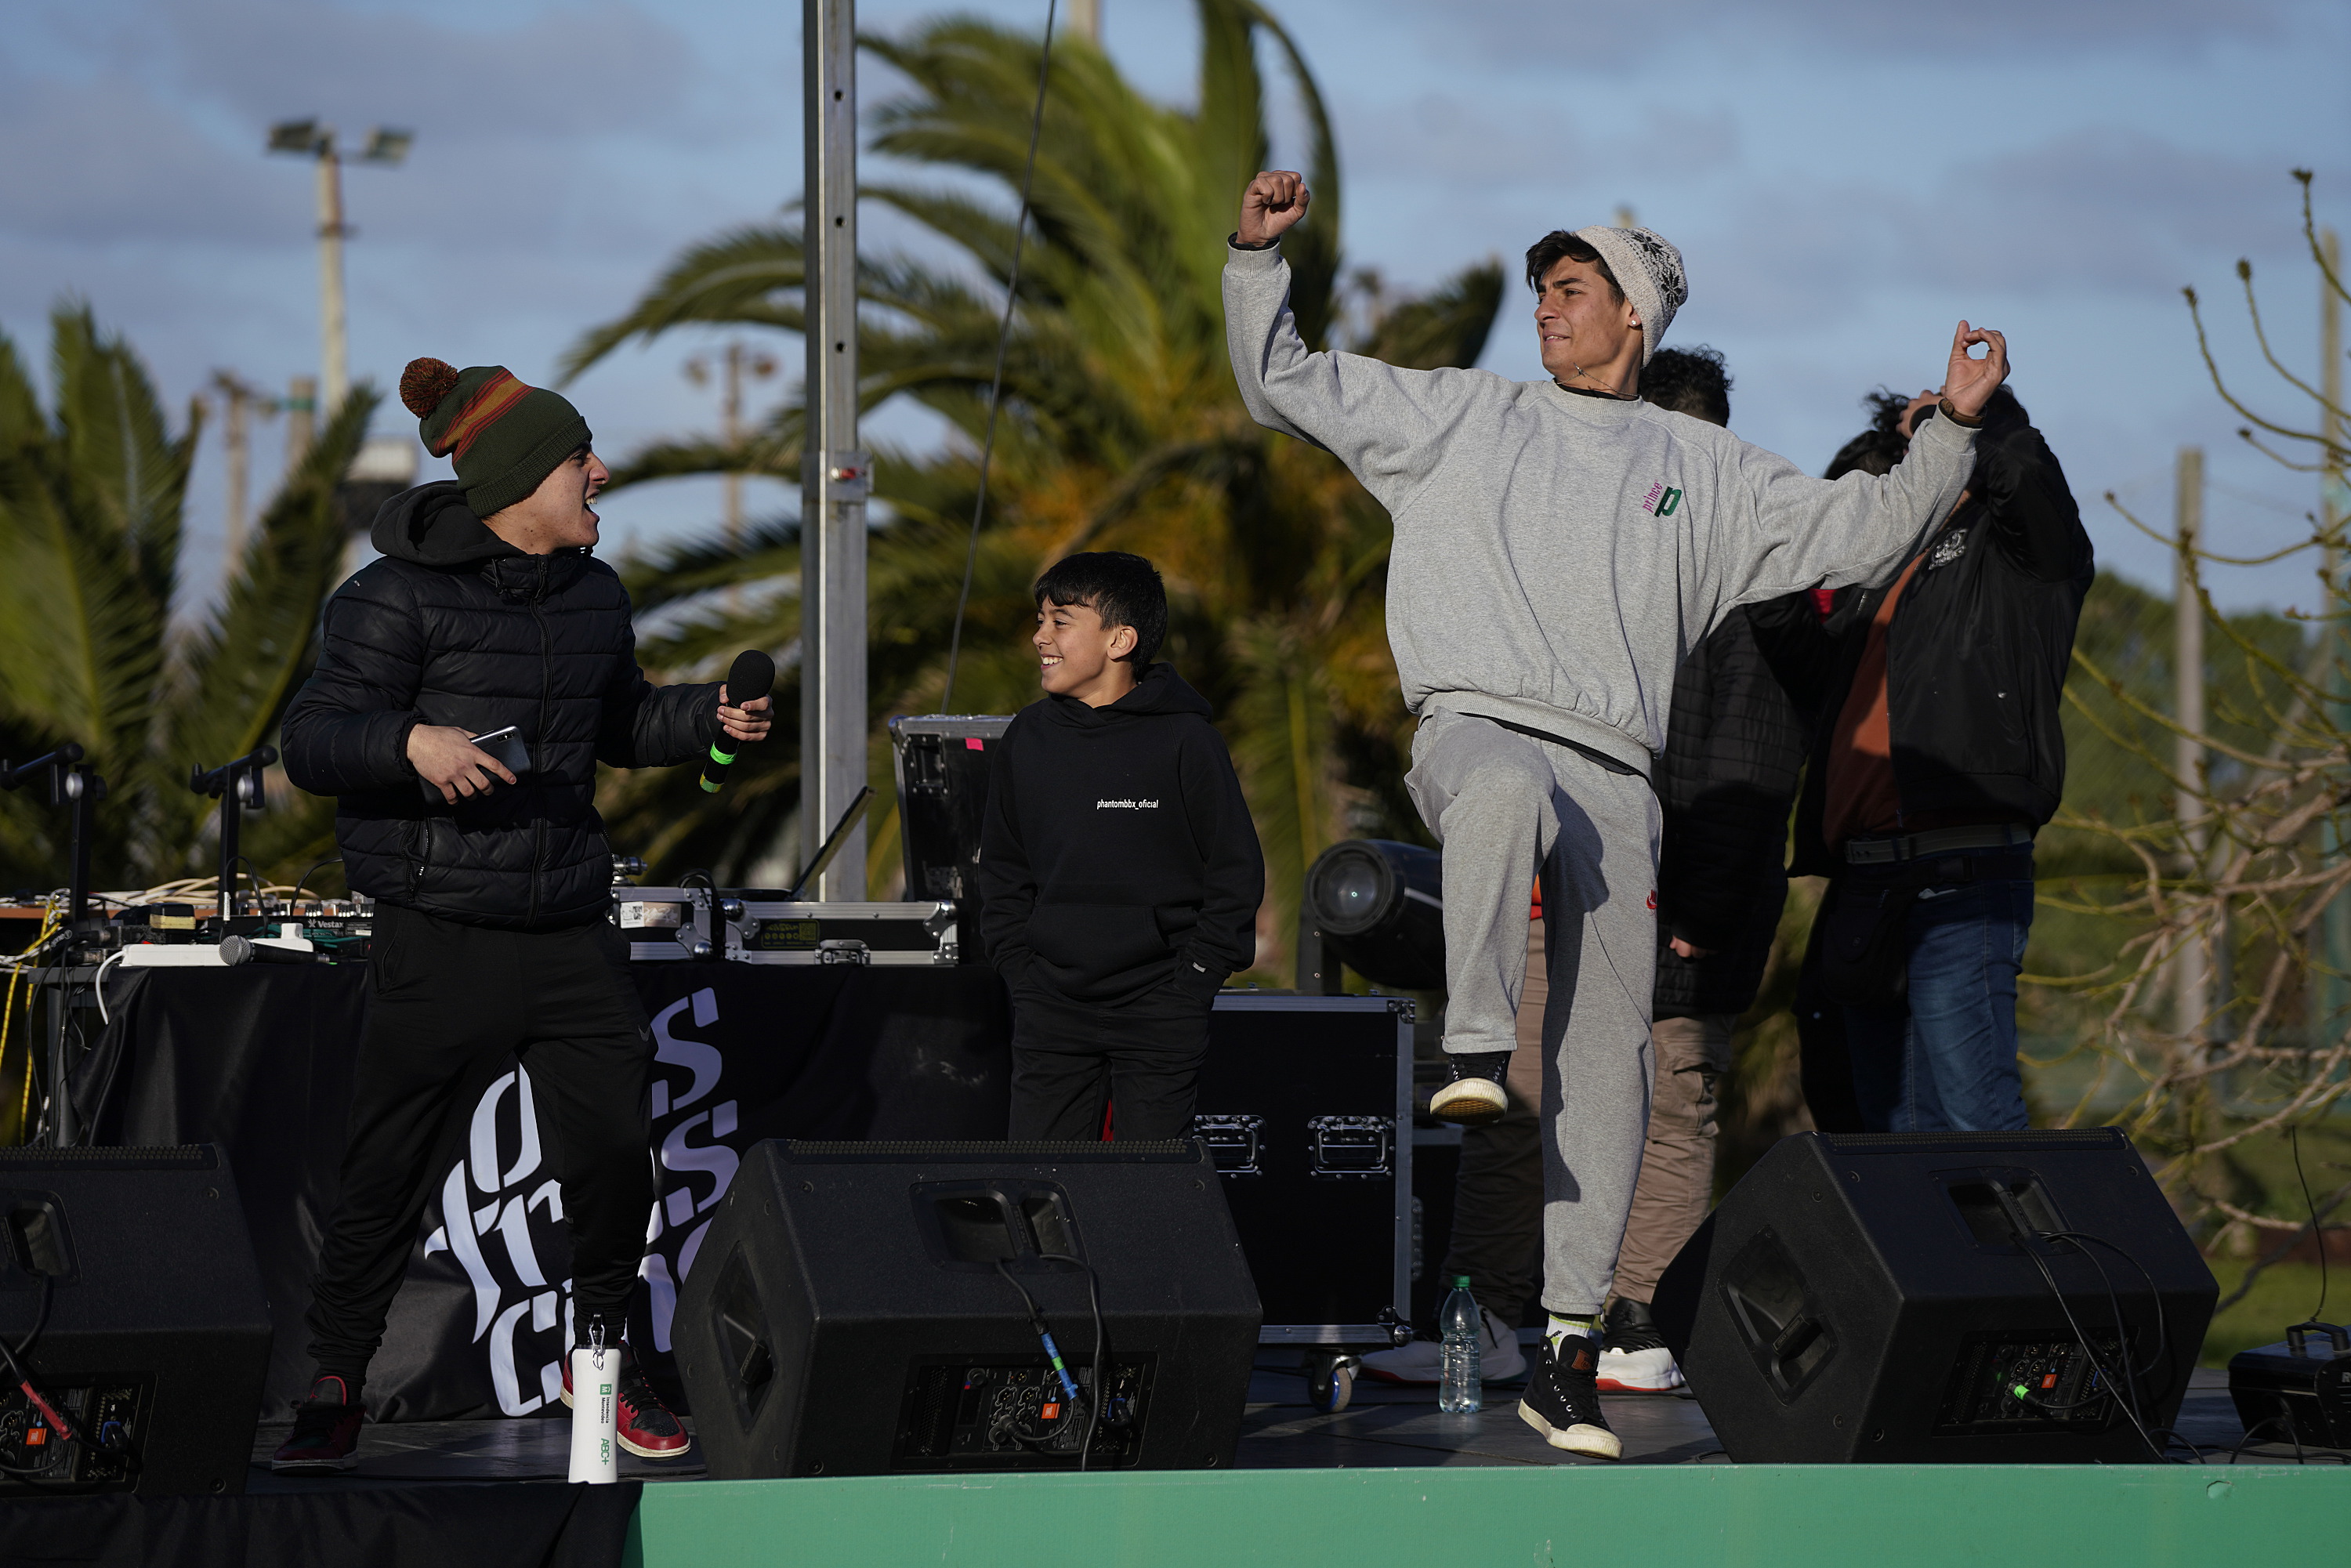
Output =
[{"x1": 80, "y1": 963, "x2": 1012, "y2": 1420}]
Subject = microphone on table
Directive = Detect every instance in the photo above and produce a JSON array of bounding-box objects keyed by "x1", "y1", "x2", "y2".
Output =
[
  {"x1": 219, "y1": 935, "x2": 320, "y2": 966},
  {"x1": 701, "y1": 649, "x2": 776, "y2": 794}
]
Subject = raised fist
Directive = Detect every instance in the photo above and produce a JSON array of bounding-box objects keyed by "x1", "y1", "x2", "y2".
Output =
[{"x1": 1239, "y1": 170, "x2": 1311, "y2": 247}]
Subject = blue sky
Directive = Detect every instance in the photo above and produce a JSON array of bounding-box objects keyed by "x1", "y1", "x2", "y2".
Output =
[{"x1": 4, "y1": 0, "x2": 2346, "y2": 617}]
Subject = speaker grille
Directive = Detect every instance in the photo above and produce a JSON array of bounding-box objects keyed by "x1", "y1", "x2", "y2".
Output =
[
  {"x1": 784, "y1": 1139, "x2": 1199, "y2": 1162},
  {"x1": 0, "y1": 1145, "x2": 218, "y2": 1171},
  {"x1": 1818, "y1": 1128, "x2": 2128, "y2": 1154}
]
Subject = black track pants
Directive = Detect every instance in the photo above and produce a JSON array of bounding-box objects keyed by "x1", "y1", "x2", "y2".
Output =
[
  {"x1": 1006, "y1": 984, "x2": 1214, "y2": 1142},
  {"x1": 304, "y1": 904, "x2": 653, "y2": 1381}
]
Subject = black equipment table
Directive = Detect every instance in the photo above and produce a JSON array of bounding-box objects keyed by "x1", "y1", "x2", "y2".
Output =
[
  {"x1": 63, "y1": 965, "x2": 1416, "y2": 1428},
  {"x1": 69, "y1": 963, "x2": 1012, "y2": 1421}
]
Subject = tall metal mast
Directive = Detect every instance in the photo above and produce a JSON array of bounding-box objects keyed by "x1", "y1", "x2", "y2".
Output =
[{"x1": 802, "y1": 0, "x2": 871, "y2": 897}]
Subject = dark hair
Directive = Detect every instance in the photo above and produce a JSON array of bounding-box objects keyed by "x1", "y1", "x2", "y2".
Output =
[
  {"x1": 1862, "y1": 389, "x2": 1913, "y2": 436},
  {"x1": 1033, "y1": 551, "x2": 1167, "y2": 666},
  {"x1": 1824, "y1": 429, "x2": 1904, "y2": 481},
  {"x1": 1523, "y1": 231, "x2": 1624, "y2": 301},
  {"x1": 1838, "y1": 383, "x2": 2028, "y2": 479},
  {"x1": 1641, "y1": 346, "x2": 1731, "y2": 426}
]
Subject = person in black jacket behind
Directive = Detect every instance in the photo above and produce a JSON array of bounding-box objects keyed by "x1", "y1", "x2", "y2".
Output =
[
  {"x1": 268, "y1": 358, "x2": 771, "y2": 1475},
  {"x1": 978, "y1": 552, "x2": 1264, "y2": 1141},
  {"x1": 1782, "y1": 385, "x2": 2092, "y2": 1132}
]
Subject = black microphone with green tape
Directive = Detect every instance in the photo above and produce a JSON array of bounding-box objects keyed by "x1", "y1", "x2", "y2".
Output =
[{"x1": 700, "y1": 649, "x2": 776, "y2": 793}]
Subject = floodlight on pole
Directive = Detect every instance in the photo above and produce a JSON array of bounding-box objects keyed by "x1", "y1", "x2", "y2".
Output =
[{"x1": 266, "y1": 118, "x2": 415, "y2": 418}]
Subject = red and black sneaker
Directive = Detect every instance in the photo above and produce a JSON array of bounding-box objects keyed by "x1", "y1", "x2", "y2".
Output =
[
  {"x1": 270, "y1": 1374, "x2": 364, "y2": 1474},
  {"x1": 560, "y1": 1354, "x2": 693, "y2": 1461}
]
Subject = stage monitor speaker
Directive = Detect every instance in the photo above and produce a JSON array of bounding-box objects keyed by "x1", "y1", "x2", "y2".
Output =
[
  {"x1": 1652, "y1": 1128, "x2": 2215, "y2": 1464},
  {"x1": 673, "y1": 1139, "x2": 1260, "y2": 1479},
  {"x1": 0, "y1": 1145, "x2": 273, "y2": 1495}
]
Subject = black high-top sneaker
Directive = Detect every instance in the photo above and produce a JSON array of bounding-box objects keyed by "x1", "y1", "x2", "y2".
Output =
[
  {"x1": 1518, "y1": 1333, "x2": 1622, "y2": 1460},
  {"x1": 1428, "y1": 1049, "x2": 1512, "y2": 1126},
  {"x1": 1597, "y1": 1297, "x2": 1685, "y2": 1393},
  {"x1": 270, "y1": 1374, "x2": 364, "y2": 1474}
]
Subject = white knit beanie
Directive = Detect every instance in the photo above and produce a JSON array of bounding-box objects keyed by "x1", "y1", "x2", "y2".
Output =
[{"x1": 1571, "y1": 225, "x2": 1688, "y2": 367}]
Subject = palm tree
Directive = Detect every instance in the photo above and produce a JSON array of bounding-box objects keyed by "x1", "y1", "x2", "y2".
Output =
[
  {"x1": 0, "y1": 303, "x2": 379, "y2": 900},
  {"x1": 563, "y1": 0, "x2": 1505, "y2": 976}
]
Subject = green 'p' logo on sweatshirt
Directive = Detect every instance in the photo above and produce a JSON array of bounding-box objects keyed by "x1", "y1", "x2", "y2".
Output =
[{"x1": 1641, "y1": 481, "x2": 1683, "y2": 517}]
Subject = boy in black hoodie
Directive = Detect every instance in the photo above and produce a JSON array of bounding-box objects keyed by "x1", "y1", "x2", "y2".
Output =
[{"x1": 979, "y1": 552, "x2": 1266, "y2": 1139}]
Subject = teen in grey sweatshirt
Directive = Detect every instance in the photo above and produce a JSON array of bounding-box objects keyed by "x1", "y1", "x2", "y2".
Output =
[{"x1": 1223, "y1": 169, "x2": 2009, "y2": 1459}]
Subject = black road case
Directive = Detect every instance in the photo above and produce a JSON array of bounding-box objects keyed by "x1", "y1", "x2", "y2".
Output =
[{"x1": 1193, "y1": 994, "x2": 1415, "y2": 1411}]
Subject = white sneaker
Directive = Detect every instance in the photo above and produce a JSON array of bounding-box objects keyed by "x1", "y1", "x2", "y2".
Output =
[
  {"x1": 1428, "y1": 1052, "x2": 1512, "y2": 1127},
  {"x1": 1360, "y1": 1309, "x2": 1527, "y2": 1385},
  {"x1": 1596, "y1": 1297, "x2": 1685, "y2": 1392},
  {"x1": 1595, "y1": 1343, "x2": 1684, "y2": 1393}
]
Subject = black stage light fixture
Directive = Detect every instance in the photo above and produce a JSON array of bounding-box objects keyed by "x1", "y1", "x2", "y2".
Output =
[{"x1": 1298, "y1": 838, "x2": 1444, "y2": 994}]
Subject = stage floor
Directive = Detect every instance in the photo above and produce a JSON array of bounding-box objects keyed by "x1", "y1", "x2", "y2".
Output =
[{"x1": 248, "y1": 1360, "x2": 2279, "y2": 1487}]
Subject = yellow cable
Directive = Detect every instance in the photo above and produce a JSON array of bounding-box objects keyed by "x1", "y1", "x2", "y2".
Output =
[
  {"x1": 1, "y1": 967, "x2": 19, "y2": 1143},
  {"x1": 5, "y1": 907, "x2": 60, "y2": 1143}
]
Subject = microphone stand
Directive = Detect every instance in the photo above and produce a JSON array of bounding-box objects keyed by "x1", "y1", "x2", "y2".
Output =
[
  {"x1": 1, "y1": 744, "x2": 107, "y2": 1146},
  {"x1": 0, "y1": 744, "x2": 107, "y2": 930},
  {"x1": 190, "y1": 746, "x2": 279, "y2": 924}
]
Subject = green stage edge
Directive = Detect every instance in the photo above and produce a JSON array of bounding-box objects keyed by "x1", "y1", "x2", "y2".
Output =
[{"x1": 621, "y1": 1463, "x2": 2349, "y2": 1568}]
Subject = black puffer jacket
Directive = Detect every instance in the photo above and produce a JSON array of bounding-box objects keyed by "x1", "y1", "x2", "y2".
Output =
[
  {"x1": 1781, "y1": 410, "x2": 2092, "y2": 875},
  {"x1": 281, "y1": 482, "x2": 718, "y2": 929},
  {"x1": 1652, "y1": 599, "x2": 1812, "y2": 1019}
]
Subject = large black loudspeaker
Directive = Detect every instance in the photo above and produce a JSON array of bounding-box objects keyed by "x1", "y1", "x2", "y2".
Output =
[
  {"x1": 1654, "y1": 1128, "x2": 2216, "y2": 1463},
  {"x1": 0, "y1": 1146, "x2": 273, "y2": 1496},
  {"x1": 673, "y1": 1139, "x2": 1261, "y2": 1479}
]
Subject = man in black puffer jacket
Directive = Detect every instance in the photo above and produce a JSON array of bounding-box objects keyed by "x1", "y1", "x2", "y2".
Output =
[{"x1": 268, "y1": 358, "x2": 770, "y2": 1476}]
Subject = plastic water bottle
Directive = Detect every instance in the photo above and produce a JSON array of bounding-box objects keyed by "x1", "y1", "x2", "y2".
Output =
[{"x1": 1438, "y1": 1276, "x2": 1483, "y2": 1414}]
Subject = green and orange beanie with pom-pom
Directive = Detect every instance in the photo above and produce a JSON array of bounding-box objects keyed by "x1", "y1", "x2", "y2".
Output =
[{"x1": 399, "y1": 358, "x2": 592, "y2": 520}]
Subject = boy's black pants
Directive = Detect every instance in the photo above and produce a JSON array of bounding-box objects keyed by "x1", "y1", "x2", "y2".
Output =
[
  {"x1": 304, "y1": 904, "x2": 654, "y2": 1382},
  {"x1": 1007, "y1": 983, "x2": 1213, "y2": 1141}
]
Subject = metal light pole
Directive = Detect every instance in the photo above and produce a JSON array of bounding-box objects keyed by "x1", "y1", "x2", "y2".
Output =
[
  {"x1": 801, "y1": 0, "x2": 871, "y2": 899},
  {"x1": 2319, "y1": 229, "x2": 2348, "y2": 1042},
  {"x1": 686, "y1": 342, "x2": 779, "y2": 557},
  {"x1": 2174, "y1": 446, "x2": 2209, "y2": 1044},
  {"x1": 208, "y1": 371, "x2": 276, "y2": 572},
  {"x1": 267, "y1": 121, "x2": 413, "y2": 419}
]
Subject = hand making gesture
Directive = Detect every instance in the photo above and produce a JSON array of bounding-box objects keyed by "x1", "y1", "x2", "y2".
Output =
[
  {"x1": 1239, "y1": 170, "x2": 1312, "y2": 247},
  {"x1": 1939, "y1": 320, "x2": 2009, "y2": 422}
]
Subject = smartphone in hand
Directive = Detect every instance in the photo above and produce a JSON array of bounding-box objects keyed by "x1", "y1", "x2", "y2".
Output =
[{"x1": 418, "y1": 725, "x2": 534, "y2": 802}]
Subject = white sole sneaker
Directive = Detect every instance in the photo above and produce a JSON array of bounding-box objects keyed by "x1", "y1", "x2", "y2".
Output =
[
  {"x1": 1360, "y1": 1312, "x2": 1528, "y2": 1385},
  {"x1": 1518, "y1": 1398, "x2": 1624, "y2": 1460},
  {"x1": 1596, "y1": 1344, "x2": 1685, "y2": 1393},
  {"x1": 1429, "y1": 1077, "x2": 1509, "y2": 1126},
  {"x1": 1359, "y1": 1338, "x2": 1445, "y2": 1384}
]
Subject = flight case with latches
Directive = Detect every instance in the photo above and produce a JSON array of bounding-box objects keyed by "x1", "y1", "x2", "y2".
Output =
[{"x1": 1193, "y1": 993, "x2": 1415, "y2": 1414}]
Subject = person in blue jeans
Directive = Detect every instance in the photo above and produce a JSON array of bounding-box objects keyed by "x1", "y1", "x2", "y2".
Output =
[
  {"x1": 1842, "y1": 878, "x2": 2036, "y2": 1129},
  {"x1": 1774, "y1": 385, "x2": 2092, "y2": 1132}
]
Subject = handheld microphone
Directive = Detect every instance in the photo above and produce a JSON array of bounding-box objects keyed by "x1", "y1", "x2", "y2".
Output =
[{"x1": 701, "y1": 649, "x2": 776, "y2": 794}]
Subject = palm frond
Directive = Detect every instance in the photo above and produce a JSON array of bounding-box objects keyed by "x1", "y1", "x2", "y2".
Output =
[
  {"x1": 556, "y1": 224, "x2": 806, "y2": 385},
  {"x1": 162, "y1": 390, "x2": 380, "y2": 820},
  {"x1": 1363, "y1": 259, "x2": 1506, "y2": 371},
  {"x1": 50, "y1": 302, "x2": 197, "y2": 613}
]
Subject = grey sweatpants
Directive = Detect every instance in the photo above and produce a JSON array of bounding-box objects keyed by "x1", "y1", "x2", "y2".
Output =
[{"x1": 1406, "y1": 708, "x2": 1661, "y2": 1317}]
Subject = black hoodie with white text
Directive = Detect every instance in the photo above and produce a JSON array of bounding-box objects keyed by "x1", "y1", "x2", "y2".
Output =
[{"x1": 977, "y1": 663, "x2": 1265, "y2": 1009}]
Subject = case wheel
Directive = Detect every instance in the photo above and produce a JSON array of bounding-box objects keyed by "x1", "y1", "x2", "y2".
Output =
[{"x1": 1304, "y1": 1351, "x2": 1360, "y2": 1414}]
